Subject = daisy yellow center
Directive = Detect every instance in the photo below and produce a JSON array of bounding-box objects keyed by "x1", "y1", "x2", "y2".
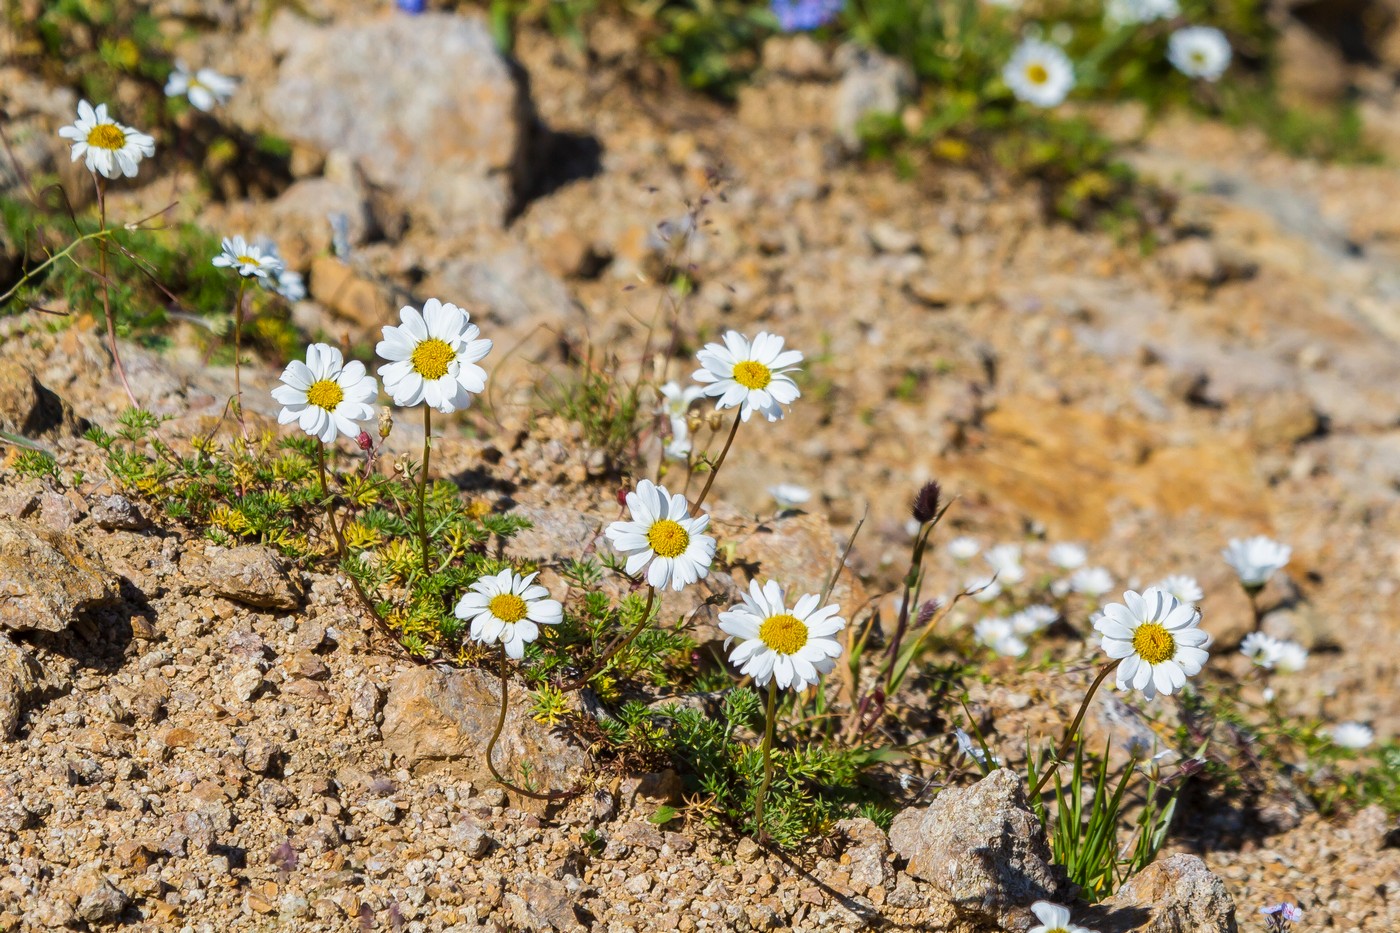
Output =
[
  {"x1": 305, "y1": 379, "x2": 344, "y2": 412},
  {"x1": 411, "y1": 338, "x2": 455, "y2": 380},
  {"x1": 759, "y1": 613, "x2": 808, "y2": 655},
  {"x1": 488, "y1": 593, "x2": 529, "y2": 623},
  {"x1": 86, "y1": 123, "x2": 126, "y2": 150},
  {"x1": 646, "y1": 519, "x2": 690, "y2": 558},
  {"x1": 1026, "y1": 63, "x2": 1049, "y2": 84},
  {"x1": 236, "y1": 255, "x2": 261, "y2": 266},
  {"x1": 1132, "y1": 622, "x2": 1176, "y2": 665},
  {"x1": 732, "y1": 360, "x2": 772, "y2": 390}
]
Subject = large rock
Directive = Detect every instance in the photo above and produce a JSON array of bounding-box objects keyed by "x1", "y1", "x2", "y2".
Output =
[
  {"x1": 381, "y1": 667, "x2": 589, "y2": 812},
  {"x1": 889, "y1": 769, "x2": 1065, "y2": 930},
  {"x1": 0, "y1": 519, "x2": 120, "y2": 632},
  {"x1": 421, "y1": 242, "x2": 576, "y2": 329},
  {"x1": 1092, "y1": 854, "x2": 1237, "y2": 933},
  {"x1": 256, "y1": 12, "x2": 534, "y2": 234},
  {"x1": 188, "y1": 544, "x2": 301, "y2": 611},
  {"x1": 0, "y1": 361, "x2": 87, "y2": 439}
]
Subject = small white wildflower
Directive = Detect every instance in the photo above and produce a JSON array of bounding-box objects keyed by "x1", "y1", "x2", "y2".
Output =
[
  {"x1": 270, "y1": 343, "x2": 378, "y2": 444},
  {"x1": 719, "y1": 580, "x2": 844, "y2": 691},
  {"x1": 1011, "y1": 604, "x2": 1058, "y2": 635},
  {"x1": 975, "y1": 616, "x2": 1027, "y2": 657},
  {"x1": 984, "y1": 544, "x2": 1026, "y2": 584},
  {"x1": 1095, "y1": 587, "x2": 1211, "y2": 700},
  {"x1": 955, "y1": 728, "x2": 999, "y2": 765},
  {"x1": 1028, "y1": 900, "x2": 1096, "y2": 933},
  {"x1": 605, "y1": 480, "x2": 715, "y2": 592},
  {"x1": 58, "y1": 100, "x2": 156, "y2": 180},
  {"x1": 693, "y1": 330, "x2": 802, "y2": 422},
  {"x1": 948, "y1": 536, "x2": 980, "y2": 560},
  {"x1": 1047, "y1": 542, "x2": 1087, "y2": 570},
  {"x1": 454, "y1": 569, "x2": 562, "y2": 660},
  {"x1": 1105, "y1": 0, "x2": 1179, "y2": 25},
  {"x1": 663, "y1": 428, "x2": 692, "y2": 462},
  {"x1": 769, "y1": 483, "x2": 812, "y2": 510},
  {"x1": 1168, "y1": 26, "x2": 1232, "y2": 82},
  {"x1": 1222, "y1": 536, "x2": 1291, "y2": 588},
  {"x1": 659, "y1": 381, "x2": 704, "y2": 420},
  {"x1": 213, "y1": 235, "x2": 284, "y2": 280},
  {"x1": 376, "y1": 299, "x2": 492, "y2": 413},
  {"x1": 1070, "y1": 566, "x2": 1114, "y2": 598},
  {"x1": 1004, "y1": 39, "x2": 1075, "y2": 108},
  {"x1": 1274, "y1": 640, "x2": 1308, "y2": 674},
  {"x1": 1156, "y1": 574, "x2": 1204, "y2": 605},
  {"x1": 253, "y1": 238, "x2": 306, "y2": 303},
  {"x1": 164, "y1": 60, "x2": 238, "y2": 112},
  {"x1": 1240, "y1": 631, "x2": 1283, "y2": 669},
  {"x1": 1328, "y1": 722, "x2": 1375, "y2": 750}
]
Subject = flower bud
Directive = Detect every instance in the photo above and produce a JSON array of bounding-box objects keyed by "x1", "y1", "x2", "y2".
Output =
[{"x1": 912, "y1": 480, "x2": 941, "y2": 524}]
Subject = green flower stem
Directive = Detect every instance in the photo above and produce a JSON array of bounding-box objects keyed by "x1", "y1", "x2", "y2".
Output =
[
  {"x1": 232, "y1": 276, "x2": 247, "y2": 435},
  {"x1": 95, "y1": 177, "x2": 138, "y2": 409},
  {"x1": 1030, "y1": 658, "x2": 1122, "y2": 798},
  {"x1": 485, "y1": 643, "x2": 578, "y2": 802},
  {"x1": 417, "y1": 406, "x2": 432, "y2": 578},
  {"x1": 753, "y1": 679, "x2": 779, "y2": 839},
  {"x1": 559, "y1": 585, "x2": 656, "y2": 692},
  {"x1": 315, "y1": 440, "x2": 345, "y2": 555},
  {"x1": 693, "y1": 409, "x2": 742, "y2": 509},
  {"x1": 1245, "y1": 585, "x2": 1264, "y2": 632}
]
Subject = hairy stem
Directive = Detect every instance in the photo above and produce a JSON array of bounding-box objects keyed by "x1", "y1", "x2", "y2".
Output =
[
  {"x1": 316, "y1": 440, "x2": 345, "y2": 556},
  {"x1": 1030, "y1": 658, "x2": 1122, "y2": 798},
  {"x1": 95, "y1": 178, "x2": 137, "y2": 408},
  {"x1": 693, "y1": 409, "x2": 742, "y2": 509},
  {"x1": 753, "y1": 679, "x2": 779, "y2": 838},
  {"x1": 418, "y1": 406, "x2": 432, "y2": 578},
  {"x1": 559, "y1": 586, "x2": 656, "y2": 692}
]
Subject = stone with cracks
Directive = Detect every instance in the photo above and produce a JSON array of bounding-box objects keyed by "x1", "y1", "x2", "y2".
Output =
[
  {"x1": 1092, "y1": 853, "x2": 1238, "y2": 933},
  {"x1": 0, "y1": 519, "x2": 120, "y2": 632}
]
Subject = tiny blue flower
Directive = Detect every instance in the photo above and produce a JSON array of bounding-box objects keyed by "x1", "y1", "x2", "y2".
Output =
[
  {"x1": 770, "y1": 0, "x2": 844, "y2": 32},
  {"x1": 396, "y1": 0, "x2": 426, "y2": 13}
]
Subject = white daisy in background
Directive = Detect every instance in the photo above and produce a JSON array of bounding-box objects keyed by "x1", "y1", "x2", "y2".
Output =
[
  {"x1": 769, "y1": 483, "x2": 812, "y2": 510},
  {"x1": 1105, "y1": 0, "x2": 1179, "y2": 25},
  {"x1": 1027, "y1": 900, "x2": 1096, "y2": 933},
  {"x1": 984, "y1": 544, "x2": 1026, "y2": 584},
  {"x1": 57, "y1": 100, "x2": 156, "y2": 180},
  {"x1": 966, "y1": 574, "x2": 1003, "y2": 603},
  {"x1": 213, "y1": 235, "x2": 285, "y2": 280},
  {"x1": 664, "y1": 433, "x2": 692, "y2": 461},
  {"x1": 253, "y1": 238, "x2": 306, "y2": 303},
  {"x1": 376, "y1": 299, "x2": 492, "y2": 413},
  {"x1": 948, "y1": 536, "x2": 981, "y2": 560},
  {"x1": 693, "y1": 331, "x2": 803, "y2": 422},
  {"x1": 719, "y1": 580, "x2": 844, "y2": 691},
  {"x1": 1047, "y1": 542, "x2": 1087, "y2": 570},
  {"x1": 1003, "y1": 39, "x2": 1075, "y2": 108},
  {"x1": 1273, "y1": 640, "x2": 1308, "y2": 674},
  {"x1": 1070, "y1": 566, "x2": 1114, "y2": 598},
  {"x1": 975, "y1": 616, "x2": 1028, "y2": 657},
  {"x1": 1327, "y1": 722, "x2": 1375, "y2": 750},
  {"x1": 454, "y1": 569, "x2": 563, "y2": 660},
  {"x1": 1156, "y1": 574, "x2": 1204, "y2": 605},
  {"x1": 1222, "y1": 535, "x2": 1291, "y2": 589},
  {"x1": 1011, "y1": 604, "x2": 1059, "y2": 635},
  {"x1": 1095, "y1": 587, "x2": 1210, "y2": 700},
  {"x1": 1168, "y1": 26, "x2": 1232, "y2": 82},
  {"x1": 164, "y1": 60, "x2": 238, "y2": 112},
  {"x1": 659, "y1": 380, "x2": 704, "y2": 421},
  {"x1": 605, "y1": 479, "x2": 715, "y2": 592},
  {"x1": 271, "y1": 343, "x2": 378, "y2": 444},
  {"x1": 1240, "y1": 631, "x2": 1284, "y2": 669}
]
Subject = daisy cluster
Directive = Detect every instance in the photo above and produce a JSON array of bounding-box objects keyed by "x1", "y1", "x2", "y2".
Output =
[{"x1": 1000, "y1": 1, "x2": 1232, "y2": 110}]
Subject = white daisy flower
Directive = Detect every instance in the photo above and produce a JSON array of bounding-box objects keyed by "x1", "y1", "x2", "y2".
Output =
[
  {"x1": 1047, "y1": 542, "x2": 1087, "y2": 570},
  {"x1": 719, "y1": 580, "x2": 844, "y2": 691},
  {"x1": 659, "y1": 381, "x2": 704, "y2": 420},
  {"x1": 1240, "y1": 631, "x2": 1283, "y2": 669},
  {"x1": 948, "y1": 536, "x2": 980, "y2": 560},
  {"x1": 605, "y1": 479, "x2": 715, "y2": 592},
  {"x1": 664, "y1": 428, "x2": 692, "y2": 461},
  {"x1": 769, "y1": 483, "x2": 812, "y2": 510},
  {"x1": 57, "y1": 99, "x2": 156, "y2": 180},
  {"x1": 975, "y1": 617, "x2": 1027, "y2": 657},
  {"x1": 1028, "y1": 900, "x2": 1096, "y2": 933},
  {"x1": 1222, "y1": 536, "x2": 1291, "y2": 589},
  {"x1": 1168, "y1": 26, "x2": 1232, "y2": 82},
  {"x1": 1095, "y1": 587, "x2": 1211, "y2": 700},
  {"x1": 1156, "y1": 574, "x2": 1204, "y2": 605},
  {"x1": 213, "y1": 235, "x2": 285, "y2": 280},
  {"x1": 1011, "y1": 604, "x2": 1058, "y2": 635},
  {"x1": 252, "y1": 237, "x2": 306, "y2": 303},
  {"x1": 966, "y1": 574, "x2": 1003, "y2": 603},
  {"x1": 1328, "y1": 722, "x2": 1375, "y2": 750},
  {"x1": 693, "y1": 331, "x2": 803, "y2": 423},
  {"x1": 376, "y1": 299, "x2": 492, "y2": 413},
  {"x1": 454, "y1": 569, "x2": 562, "y2": 660},
  {"x1": 1105, "y1": 0, "x2": 1179, "y2": 25},
  {"x1": 1273, "y1": 640, "x2": 1308, "y2": 674},
  {"x1": 1070, "y1": 566, "x2": 1114, "y2": 598},
  {"x1": 984, "y1": 544, "x2": 1026, "y2": 584},
  {"x1": 1003, "y1": 39, "x2": 1076, "y2": 108},
  {"x1": 270, "y1": 343, "x2": 378, "y2": 444},
  {"x1": 164, "y1": 60, "x2": 238, "y2": 112}
]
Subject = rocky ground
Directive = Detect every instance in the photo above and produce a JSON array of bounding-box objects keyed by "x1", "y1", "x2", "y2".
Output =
[{"x1": 2, "y1": 1, "x2": 1400, "y2": 930}]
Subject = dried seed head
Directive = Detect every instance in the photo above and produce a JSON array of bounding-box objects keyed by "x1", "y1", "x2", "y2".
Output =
[
  {"x1": 912, "y1": 480, "x2": 942, "y2": 524},
  {"x1": 916, "y1": 599, "x2": 941, "y2": 627},
  {"x1": 377, "y1": 406, "x2": 394, "y2": 439}
]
